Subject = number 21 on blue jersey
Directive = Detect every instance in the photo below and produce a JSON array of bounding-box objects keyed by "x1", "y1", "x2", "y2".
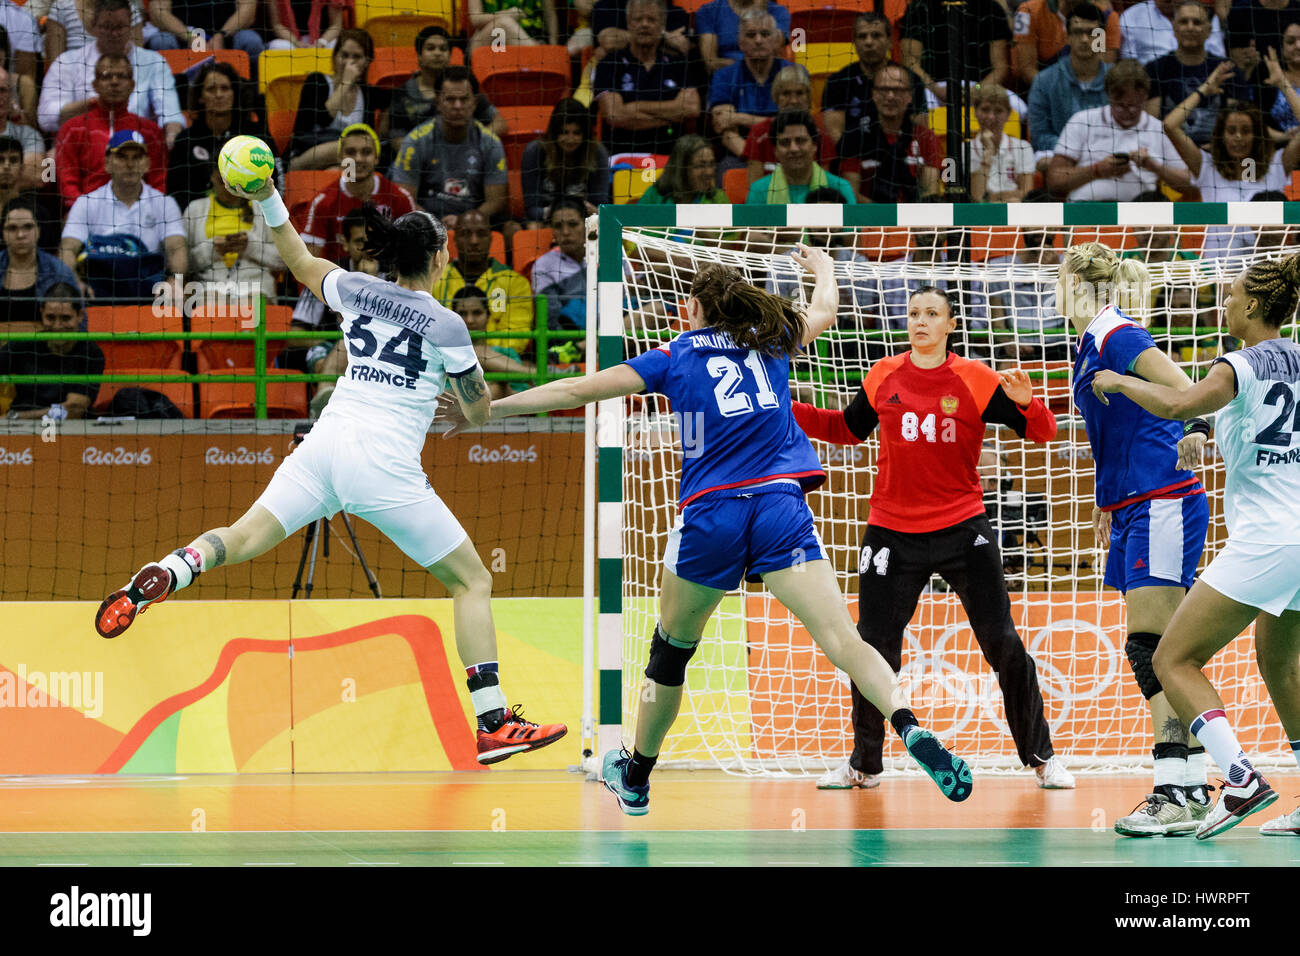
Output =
[{"x1": 707, "y1": 350, "x2": 779, "y2": 417}]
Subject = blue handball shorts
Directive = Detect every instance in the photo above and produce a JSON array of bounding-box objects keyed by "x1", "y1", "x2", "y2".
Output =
[
  {"x1": 663, "y1": 486, "x2": 826, "y2": 591},
  {"x1": 1104, "y1": 492, "x2": 1209, "y2": 593}
]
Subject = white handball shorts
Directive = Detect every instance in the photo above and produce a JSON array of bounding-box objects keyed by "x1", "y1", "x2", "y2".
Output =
[
  {"x1": 253, "y1": 414, "x2": 467, "y2": 568},
  {"x1": 1198, "y1": 538, "x2": 1300, "y2": 617}
]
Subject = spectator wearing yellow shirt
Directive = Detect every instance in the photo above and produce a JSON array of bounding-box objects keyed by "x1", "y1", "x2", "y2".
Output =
[{"x1": 432, "y1": 209, "x2": 535, "y2": 353}]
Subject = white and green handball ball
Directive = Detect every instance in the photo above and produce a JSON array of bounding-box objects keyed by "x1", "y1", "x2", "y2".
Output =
[{"x1": 218, "y1": 135, "x2": 275, "y2": 194}]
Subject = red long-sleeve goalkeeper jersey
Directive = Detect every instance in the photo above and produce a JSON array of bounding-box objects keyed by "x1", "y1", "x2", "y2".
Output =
[{"x1": 792, "y1": 352, "x2": 1058, "y2": 533}]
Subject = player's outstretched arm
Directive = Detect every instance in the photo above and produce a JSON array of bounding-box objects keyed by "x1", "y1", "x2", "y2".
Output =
[
  {"x1": 447, "y1": 367, "x2": 492, "y2": 426},
  {"x1": 1130, "y1": 346, "x2": 1211, "y2": 467},
  {"x1": 1093, "y1": 362, "x2": 1236, "y2": 419},
  {"x1": 438, "y1": 364, "x2": 647, "y2": 435},
  {"x1": 790, "y1": 244, "x2": 839, "y2": 345},
  {"x1": 224, "y1": 180, "x2": 338, "y2": 302}
]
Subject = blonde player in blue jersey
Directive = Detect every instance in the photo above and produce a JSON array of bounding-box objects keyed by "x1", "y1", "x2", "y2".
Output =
[
  {"x1": 1063, "y1": 241, "x2": 1214, "y2": 836},
  {"x1": 441, "y1": 246, "x2": 973, "y2": 814},
  {"x1": 94, "y1": 184, "x2": 567, "y2": 765},
  {"x1": 1094, "y1": 251, "x2": 1300, "y2": 839}
]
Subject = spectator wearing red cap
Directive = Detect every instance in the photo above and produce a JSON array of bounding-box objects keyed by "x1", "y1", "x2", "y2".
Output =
[{"x1": 54, "y1": 51, "x2": 167, "y2": 211}]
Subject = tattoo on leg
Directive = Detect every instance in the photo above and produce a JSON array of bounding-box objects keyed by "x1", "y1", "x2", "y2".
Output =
[
  {"x1": 202, "y1": 533, "x2": 228, "y2": 568},
  {"x1": 1159, "y1": 714, "x2": 1189, "y2": 745}
]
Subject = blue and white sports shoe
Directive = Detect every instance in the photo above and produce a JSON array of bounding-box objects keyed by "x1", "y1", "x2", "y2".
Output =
[
  {"x1": 903, "y1": 726, "x2": 973, "y2": 802},
  {"x1": 602, "y1": 749, "x2": 650, "y2": 816}
]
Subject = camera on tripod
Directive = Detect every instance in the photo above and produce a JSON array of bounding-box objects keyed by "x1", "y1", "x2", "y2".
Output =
[{"x1": 986, "y1": 487, "x2": 1048, "y2": 573}]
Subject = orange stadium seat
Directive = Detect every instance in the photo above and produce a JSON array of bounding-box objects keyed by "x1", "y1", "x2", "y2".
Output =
[
  {"x1": 508, "y1": 166, "x2": 525, "y2": 220},
  {"x1": 160, "y1": 49, "x2": 251, "y2": 80},
  {"x1": 258, "y1": 49, "x2": 334, "y2": 116},
  {"x1": 676, "y1": 0, "x2": 711, "y2": 14},
  {"x1": 723, "y1": 167, "x2": 749, "y2": 204},
  {"x1": 368, "y1": 47, "x2": 418, "y2": 89},
  {"x1": 191, "y1": 305, "x2": 294, "y2": 372},
  {"x1": 91, "y1": 369, "x2": 195, "y2": 418},
  {"x1": 199, "y1": 368, "x2": 309, "y2": 419},
  {"x1": 285, "y1": 169, "x2": 339, "y2": 220},
  {"x1": 446, "y1": 229, "x2": 508, "y2": 263},
  {"x1": 267, "y1": 110, "x2": 296, "y2": 154},
  {"x1": 472, "y1": 45, "x2": 570, "y2": 107},
  {"x1": 511, "y1": 227, "x2": 553, "y2": 279},
  {"x1": 87, "y1": 305, "x2": 184, "y2": 371},
  {"x1": 356, "y1": 0, "x2": 456, "y2": 41},
  {"x1": 495, "y1": 104, "x2": 550, "y2": 170},
  {"x1": 785, "y1": 0, "x2": 877, "y2": 45}
]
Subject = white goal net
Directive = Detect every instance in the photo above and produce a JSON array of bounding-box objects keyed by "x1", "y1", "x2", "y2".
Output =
[{"x1": 602, "y1": 202, "x2": 1298, "y2": 774}]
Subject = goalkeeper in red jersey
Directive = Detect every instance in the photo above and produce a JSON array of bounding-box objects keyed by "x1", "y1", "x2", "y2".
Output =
[{"x1": 793, "y1": 286, "x2": 1075, "y2": 789}]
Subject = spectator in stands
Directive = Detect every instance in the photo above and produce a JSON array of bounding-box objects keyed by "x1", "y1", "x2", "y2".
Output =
[
  {"x1": 593, "y1": 0, "x2": 703, "y2": 157},
  {"x1": 748, "y1": 109, "x2": 857, "y2": 203},
  {"x1": 289, "y1": 28, "x2": 389, "y2": 171},
  {"x1": 838, "y1": 65, "x2": 942, "y2": 203},
  {"x1": 900, "y1": 0, "x2": 1013, "y2": 109},
  {"x1": 0, "y1": 198, "x2": 80, "y2": 332},
  {"x1": 266, "y1": 0, "x2": 346, "y2": 51},
  {"x1": 590, "y1": 0, "x2": 691, "y2": 60},
  {"x1": 744, "y1": 65, "x2": 835, "y2": 184},
  {"x1": 145, "y1": 0, "x2": 263, "y2": 62},
  {"x1": 710, "y1": 10, "x2": 791, "y2": 172},
  {"x1": 0, "y1": 2, "x2": 40, "y2": 123},
  {"x1": 0, "y1": 67, "x2": 42, "y2": 191},
  {"x1": 697, "y1": 0, "x2": 790, "y2": 74},
  {"x1": 60, "y1": 129, "x2": 186, "y2": 300},
  {"x1": 451, "y1": 285, "x2": 537, "y2": 399},
  {"x1": 637, "y1": 134, "x2": 729, "y2": 211},
  {"x1": 388, "y1": 26, "x2": 507, "y2": 151},
  {"x1": 1225, "y1": 1, "x2": 1300, "y2": 115},
  {"x1": 1266, "y1": 20, "x2": 1300, "y2": 132},
  {"x1": 0, "y1": 140, "x2": 59, "y2": 253},
  {"x1": 184, "y1": 164, "x2": 283, "y2": 307},
  {"x1": 0, "y1": 283, "x2": 103, "y2": 420},
  {"x1": 432, "y1": 209, "x2": 534, "y2": 352},
  {"x1": 1027, "y1": 2, "x2": 1113, "y2": 167},
  {"x1": 46, "y1": 0, "x2": 145, "y2": 61},
  {"x1": 1163, "y1": 59, "x2": 1300, "y2": 257},
  {"x1": 521, "y1": 98, "x2": 611, "y2": 226},
  {"x1": 1013, "y1": 0, "x2": 1121, "y2": 87},
  {"x1": 1146, "y1": 0, "x2": 1230, "y2": 146},
  {"x1": 54, "y1": 52, "x2": 168, "y2": 212},
  {"x1": 767, "y1": 187, "x2": 876, "y2": 323},
  {"x1": 467, "y1": 0, "x2": 559, "y2": 54},
  {"x1": 39, "y1": 0, "x2": 185, "y2": 148},
  {"x1": 532, "y1": 197, "x2": 588, "y2": 332},
  {"x1": 390, "y1": 66, "x2": 508, "y2": 230},
  {"x1": 970, "y1": 83, "x2": 1035, "y2": 202},
  {"x1": 1047, "y1": 59, "x2": 1191, "y2": 200},
  {"x1": 1120, "y1": 0, "x2": 1226, "y2": 65},
  {"x1": 301, "y1": 123, "x2": 415, "y2": 263},
  {"x1": 167, "y1": 61, "x2": 268, "y2": 213},
  {"x1": 821, "y1": 12, "x2": 927, "y2": 148}
]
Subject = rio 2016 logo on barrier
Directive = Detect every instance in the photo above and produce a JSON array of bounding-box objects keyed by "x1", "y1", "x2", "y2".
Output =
[
  {"x1": 81, "y1": 446, "x2": 153, "y2": 466},
  {"x1": 468, "y1": 444, "x2": 538, "y2": 463},
  {"x1": 205, "y1": 446, "x2": 276, "y2": 466},
  {"x1": 0, "y1": 447, "x2": 33, "y2": 465}
]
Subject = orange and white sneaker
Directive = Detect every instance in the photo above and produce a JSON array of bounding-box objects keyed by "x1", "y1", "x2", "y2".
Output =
[
  {"x1": 95, "y1": 563, "x2": 174, "y2": 638},
  {"x1": 476, "y1": 704, "x2": 567, "y2": 765}
]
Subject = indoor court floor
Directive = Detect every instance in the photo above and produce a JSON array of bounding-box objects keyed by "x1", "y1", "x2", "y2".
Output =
[{"x1": 2, "y1": 770, "x2": 1299, "y2": 866}]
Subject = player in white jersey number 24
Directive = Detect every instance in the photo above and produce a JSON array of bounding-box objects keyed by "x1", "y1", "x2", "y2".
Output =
[
  {"x1": 1093, "y1": 252, "x2": 1300, "y2": 840},
  {"x1": 94, "y1": 179, "x2": 566, "y2": 766}
]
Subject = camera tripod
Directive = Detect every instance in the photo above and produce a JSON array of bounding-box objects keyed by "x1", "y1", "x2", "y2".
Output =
[{"x1": 290, "y1": 512, "x2": 382, "y2": 599}]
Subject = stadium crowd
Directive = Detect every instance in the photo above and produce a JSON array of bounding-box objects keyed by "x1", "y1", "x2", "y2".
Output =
[{"x1": 0, "y1": 0, "x2": 1298, "y2": 419}]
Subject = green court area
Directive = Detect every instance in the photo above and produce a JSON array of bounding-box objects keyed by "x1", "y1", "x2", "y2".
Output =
[{"x1": 3, "y1": 829, "x2": 1298, "y2": 867}]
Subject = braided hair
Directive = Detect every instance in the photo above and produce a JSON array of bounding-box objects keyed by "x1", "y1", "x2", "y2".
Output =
[{"x1": 1241, "y1": 252, "x2": 1300, "y2": 328}]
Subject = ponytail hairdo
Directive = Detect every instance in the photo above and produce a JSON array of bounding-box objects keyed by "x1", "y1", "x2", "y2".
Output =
[
  {"x1": 361, "y1": 203, "x2": 447, "y2": 279},
  {"x1": 1061, "y1": 240, "x2": 1150, "y2": 317},
  {"x1": 691, "y1": 263, "x2": 806, "y2": 358},
  {"x1": 1242, "y1": 251, "x2": 1300, "y2": 328}
]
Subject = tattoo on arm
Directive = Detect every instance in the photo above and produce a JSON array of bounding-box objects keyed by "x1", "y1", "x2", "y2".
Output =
[
  {"x1": 454, "y1": 370, "x2": 486, "y2": 405},
  {"x1": 1159, "y1": 714, "x2": 1189, "y2": 746},
  {"x1": 202, "y1": 532, "x2": 228, "y2": 569}
]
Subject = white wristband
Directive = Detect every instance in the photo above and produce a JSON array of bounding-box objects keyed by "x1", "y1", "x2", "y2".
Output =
[
  {"x1": 46, "y1": 403, "x2": 67, "y2": 422},
  {"x1": 257, "y1": 191, "x2": 290, "y2": 228}
]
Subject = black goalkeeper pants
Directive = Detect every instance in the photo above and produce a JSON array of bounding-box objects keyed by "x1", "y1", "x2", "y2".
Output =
[{"x1": 847, "y1": 514, "x2": 1055, "y2": 775}]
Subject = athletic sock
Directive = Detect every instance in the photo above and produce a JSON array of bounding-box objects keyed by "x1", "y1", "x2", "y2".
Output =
[
  {"x1": 626, "y1": 750, "x2": 656, "y2": 788},
  {"x1": 158, "y1": 547, "x2": 203, "y2": 593},
  {"x1": 889, "y1": 708, "x2": 919, "y2": 740},
  {"x1": 1152, "y1": 742, "x2": 1188, "y2": 805},
  {"x1": 466, "y1": 662, "x2": 508, "y2": 732},
  {"x1": 1290, "y1": 740, "x2": 1300, "y2": 773},
  {"x1": 1189, "y1": 710, "x2": 1255, "y2": 789},
  {"x1": 1184, "y1": 746, "x2": 1209, "y2": 803}
]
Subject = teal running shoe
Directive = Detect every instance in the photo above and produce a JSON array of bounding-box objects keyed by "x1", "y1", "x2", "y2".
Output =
[
  {"x1": 602, "y1": 749, "x2": 650, "y2": 816},
  {"x1": 903, "y1": 726, "x2": 973, "y2": 802}
]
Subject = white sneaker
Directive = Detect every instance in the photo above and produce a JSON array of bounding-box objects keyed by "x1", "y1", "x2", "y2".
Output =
[
  {"x1": 816, "y1": 762, "x2": 881, "y2": 790},
  {"x1": 1034, "y1": 756, "x2": 1075, "y2": 789},
  {"x1": 1196, "y1": 772, "x2": 1277, "y2": 840},
  {"x1": 1258, "y1": 804, "x2": 1300, "y2": 836},
  {"x1": 1113, "y1": 792, "x2": 1196, "y2": 837}
]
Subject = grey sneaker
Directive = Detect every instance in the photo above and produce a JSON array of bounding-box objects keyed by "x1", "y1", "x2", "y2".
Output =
[
  {"x1": 815, "y1": 762, "x2": 881, "y2": 790},
  {"x1": 1114, "y1": 792, "x2": 1196, "y2": 837},
  {"x1": 1186, "y1": 784, "x2": 1213, "y2": 822},
  {"x1": 1259, "y1": 804, "x2": 1300, "y2": 835}
]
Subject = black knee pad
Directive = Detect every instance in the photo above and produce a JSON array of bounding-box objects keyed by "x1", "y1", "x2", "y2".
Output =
[
  {"x1": 644, "y1": 626, "x2": 698, "y2": 687},
  {"x1": 1125, "y1": 632, "x2": 1163, "y2": 700}
]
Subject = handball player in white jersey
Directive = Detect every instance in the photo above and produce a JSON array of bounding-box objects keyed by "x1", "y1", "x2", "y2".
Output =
[
  {"x1": 94, "y1": 180, "x2": 566, "y2": 765},
  {"x1": 1093, "y1": 251, "x2": 1300, "y2": 839}
]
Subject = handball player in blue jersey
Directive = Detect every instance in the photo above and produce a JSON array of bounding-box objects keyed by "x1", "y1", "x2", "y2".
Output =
[
  {"x1": 441, "y1": 245, "x2": 973, "y2": 814},
  {"x1": 1063, "y1": 241, "x2": 1213, "y2": 836}
]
